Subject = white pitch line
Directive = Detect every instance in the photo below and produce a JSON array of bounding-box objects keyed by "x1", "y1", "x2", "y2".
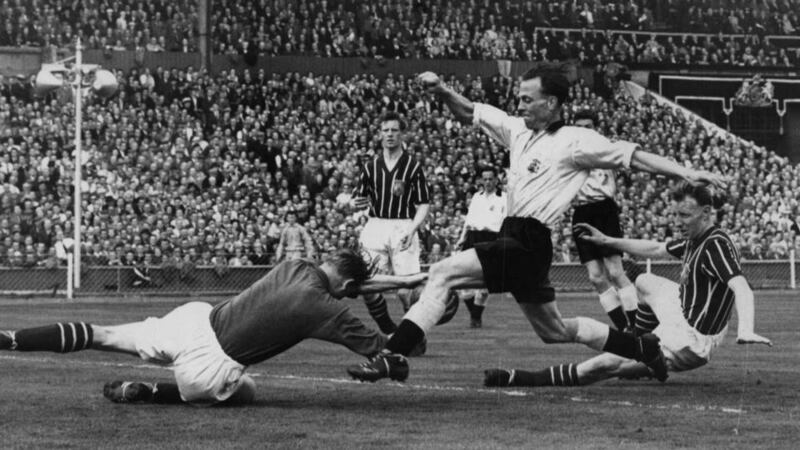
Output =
[{"x1": 0, "y1": 354, "x2": 744, "y2": 414}]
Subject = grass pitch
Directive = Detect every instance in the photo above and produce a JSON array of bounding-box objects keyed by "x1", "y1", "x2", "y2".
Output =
[{"x1": 0, "y1": 292, "x2": 796, "y2": 449}]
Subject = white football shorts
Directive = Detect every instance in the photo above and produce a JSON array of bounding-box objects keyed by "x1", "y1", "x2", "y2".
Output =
[
  {"x1": 359, "y1": 217, "x2": 421, "y2": 275},
  {"x1": 639, "y1": 274, "x2": 728, "y2": 372},
  {"x1": 133, "y1": 302, "x2": 248, "y2": 405}
]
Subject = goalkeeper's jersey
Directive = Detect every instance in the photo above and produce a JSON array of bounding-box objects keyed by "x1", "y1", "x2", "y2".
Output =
[{"x1": 210, "y1": 259, "x2": 386, "y2": 366}]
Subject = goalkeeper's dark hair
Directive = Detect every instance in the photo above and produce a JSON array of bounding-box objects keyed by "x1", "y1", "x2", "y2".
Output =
[
  {"x1": 671, "y1": 182, "x2": 727, "y2": 209},
  {"x1": 325, "y1": 248, "x2": 372, "y2": 285}
]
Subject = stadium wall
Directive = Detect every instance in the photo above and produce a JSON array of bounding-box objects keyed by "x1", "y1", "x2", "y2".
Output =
[{"x1": 0, "y1": 261, "x2": 795, "y2": 296}]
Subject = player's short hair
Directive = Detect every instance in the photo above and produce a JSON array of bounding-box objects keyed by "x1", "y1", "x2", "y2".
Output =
[
  {"x1": 573, "y1": 109, "x2": 597, "y2": 125},
  {"x1": 477, "y1": 164, "x2": 497, "y2": 176},
  {"x1": 521, "y1": 65, "x2": 570, "y2": 105},
  {"x1": 671, "y1": 182, "x2": 727, "y2": 209},
  {"x1": 326, "y1": 248, "x2": 372, "y2": 285},
  {"x1": 380, "y1": 111, "x2": 406, "y2": 130}
]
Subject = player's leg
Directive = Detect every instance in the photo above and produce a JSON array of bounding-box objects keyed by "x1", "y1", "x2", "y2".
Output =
[
  {"x1": 465, "y1": 289, "x2": 489, "y2": 328},
  {"x1": 513, "y1": 298, "x2": 667, "y2": 381},
  {"x1": 635, "y1": 273, "x2": 684, "y2": 325},
  {"x1": 346, "y1": 249, "x2": 485, "y2": 382},
  {"x1": 484, "y1": 353, "x2": 651, "y2": 387},
  {"x1": 603, "y1": 254, "x2": 638, "y2": 328},
  {"x1": 390, "y1": 225, "x2": 422, "y2": 314},
  {"x1": 584, "y1": 258, "x2": 628, "y2": 330},
  {"x1": 0, "y1": 321, "x2": 139, "y2": 355},
  {"x1": 359, "y1": 222, "x2": 398, "y2": 334}
]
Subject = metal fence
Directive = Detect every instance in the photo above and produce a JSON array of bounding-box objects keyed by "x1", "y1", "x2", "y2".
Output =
[{"x1": 0, "y1": 259, "x2": 796, "y2": 297}]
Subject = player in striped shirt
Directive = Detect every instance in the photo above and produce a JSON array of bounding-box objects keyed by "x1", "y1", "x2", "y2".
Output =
[
  {"x1": 484, "y1": 183, "x2": 771, "y2": 388},
  {"x1": 0, "y1": 249, "x2": 428, "y2": 405},
  {"x1": 347, "y1": 66, "x2": 726, "y2": 383},
  {"x1": 349, "y1": 112, "x2": 431, "y2": 336}
]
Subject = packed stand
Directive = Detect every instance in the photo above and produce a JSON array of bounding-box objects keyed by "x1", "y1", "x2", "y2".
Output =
[
  {"x1": 0, "y1": 0, "x2": 197, "y2": 51},
  {"x1": 228, "y1": 0, "x2": 800, "y2": 67},
  {"x1": 1, "y1": 66, "x2": 799, "y2": 270}
]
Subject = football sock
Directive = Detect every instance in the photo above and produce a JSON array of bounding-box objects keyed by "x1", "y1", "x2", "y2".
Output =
[
  {"x1": 463, "y1": 295, "x2": 475, "y2": 314},
  {"x1": 513, "y1": 364, "x2": 580, "y2": 387},
  {"x1": 13, "y1": 323, "x2": 94, "y2": 352},
  {"x1": 364, "y1": 294, "x2": 397, "y2": 334},
  {"x1": 598, "y1": 288, "x2": 627, "y2": 330},
  {"x1": 607, "y1": 307, "x2": 628, "y2": 331},
  {"x1": 471, "y1": 304, "x2": 485, "y2": 321},
  {"x1": 602, "y1": 327, "x2": 638, "y2": 359},
  {"x1": 385, "y1": 319, "x2": 425, "y2": 356},
  {"x1": 635, "y1": 304, "x2": 659, "y2": 336},
  {"x1": 474, "y1": 293, "x2": 489, "y2": 307},
  {"x1": 152, "y1": 383, "x2": 183, "y2": 404},
  {"x1": 617, "y1": 285, "x2": 639, "y2": 328}
]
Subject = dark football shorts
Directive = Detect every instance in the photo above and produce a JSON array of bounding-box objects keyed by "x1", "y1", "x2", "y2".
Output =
[
  {"x1": 461, "y1": 229, "x2": 499, "y2": 250},
  {"x1": 572, "y1": 198, "x2": 623, "y2": 264},
  {"x1": 473, "y1": 217, "x2": 555, "y2": 304}
]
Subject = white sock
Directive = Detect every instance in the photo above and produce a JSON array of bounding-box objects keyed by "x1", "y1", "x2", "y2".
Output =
[
  {"x1": 574, "y1": 317, "x2": 610, "y2": 352},
  {"x1": 403, "y1": 286, "x2": 447, "y2": 333},
  {"x1": 617, "y1": 285, "x2": 638, "y2": 312},
  {"x1": 474, "y1": 291, "x2": 489, "y2": 307},
  {"x1": 598, "y1": 287, "x2": 620, "y2": 312}
]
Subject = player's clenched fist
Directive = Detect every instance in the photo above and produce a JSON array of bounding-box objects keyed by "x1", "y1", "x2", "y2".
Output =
[{"x1": 417, "y1": 72, "x2": 442, "y2": 92}]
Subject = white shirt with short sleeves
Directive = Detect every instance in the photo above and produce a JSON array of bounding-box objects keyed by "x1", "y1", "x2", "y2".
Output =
[
  {"x1": 574, "y1": 169, "x2": 617, "y2": 205},
  {"x1": 472, "y1": 103, "x2": 637, "y2": 228},
  {"x1": 464, "y1": 190, "x2": 507, "y2": 232}
]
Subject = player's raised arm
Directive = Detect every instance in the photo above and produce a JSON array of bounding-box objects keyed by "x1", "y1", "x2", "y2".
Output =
[
  {"x1": 630, "y1": 150, "x2": 727, "y2": 189},
  {"x1": 573, "y1": 223, "x2": 671, "y2": 259},
  {"x1": 727, "y1": 276, "x2": 773, "y2": 346},
  {"x1": 417, "y1": 72, "x2": 474, "y2": 123},
  {"x1": 355, "y1": 272, "x2": 429, "y2": 295}
]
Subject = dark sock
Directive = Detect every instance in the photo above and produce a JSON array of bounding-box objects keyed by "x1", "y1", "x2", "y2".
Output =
[
  {"x1": 625, "y1": 310, "x2": 637, "y2": 329},
  {"x1": 514, "y1": 364, "x2": 580, "y2": 387},
  {"x1": 602, "y1": 328, "x2": 638, "y2": 359},
  {"x1": 607, "y1": 307, "x2": 628, "y2": 331},
  {"x1": 364, "y1": 294, "x2": 396, "y2": 334},
  {"x1": 463, "y1": 296, "x2": 475, "y2": 314},
  {"x1": 385, "y1": 320, "x2": 425, "y2": 356},
  {"x1": 635, "y1": 305, "x2": 659, "y2": 336},
  {"x1": 14, "y1": 323, "x2": 94, "y2": 352},
  {"x1": 153, "y1": 383, "x2": 184, "y2": 404},
  {"x1": 471, "y1": 304, "x2": 485, "y2": 321}
]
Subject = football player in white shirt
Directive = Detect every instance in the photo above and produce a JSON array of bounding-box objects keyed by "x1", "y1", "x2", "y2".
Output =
[
  {"x1": 570, "y1": 110, "x2": 638, "y2": 332},
  {"x1": 455, "y1": 165, "x2": 506, "y2": 328},
  {"x1": 347, "y1": 65, "x2": 725, "y2": 384}
]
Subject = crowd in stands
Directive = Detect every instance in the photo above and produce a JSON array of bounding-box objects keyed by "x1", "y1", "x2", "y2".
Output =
[
  {"x1": 0, "y1": 0, "x2": 198, "y2": 51},
  {"x1": 1, "y1": 64, "x2": 800, "y2": 271},
  {"x1": 2, "y1": 1, "x2": 800, "y2": 68},
  {"x1": 247, "y1": 0, "x2": 800, "y2": 67}
]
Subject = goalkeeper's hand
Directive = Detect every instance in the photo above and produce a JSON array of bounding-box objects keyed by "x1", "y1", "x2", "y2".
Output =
[{"x1": 736, "y1": 331, "x2": 772, "y2": 346}]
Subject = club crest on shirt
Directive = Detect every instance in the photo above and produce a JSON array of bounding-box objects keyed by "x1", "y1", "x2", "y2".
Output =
[
  {"x1": 527, "y1": 159, "x2": 541, "y2": 173},
  {"x1": 392, "y1": 179, "x2": 405, "y2": 197}
]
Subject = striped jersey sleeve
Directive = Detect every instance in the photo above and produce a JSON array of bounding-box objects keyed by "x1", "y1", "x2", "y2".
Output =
[
  {"x1": 701, "y1": 236, "x2": 743, "y2": 284},
  {"x1": 410, "y1": 161, "x2": 430, "y2": 205},
  {"x1": 355, "y1": 160, "x2": 373, "y2": 198},
  {"x1": 665, "y1": 239, "x2": 687, "y2": 258}
]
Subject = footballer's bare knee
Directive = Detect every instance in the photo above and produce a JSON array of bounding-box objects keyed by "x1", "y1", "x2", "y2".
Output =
[
  {"x1": 90, "y1": 324, "x2": 140, "y2": 355},
  {"x1": 635, "y1": 273, "x2": 660, "y2": 297}
]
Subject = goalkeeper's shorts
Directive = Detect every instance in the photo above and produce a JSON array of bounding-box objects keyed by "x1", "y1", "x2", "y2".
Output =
[{"x1": 132, "y1": 302, "x2": 248, "y2": 405}]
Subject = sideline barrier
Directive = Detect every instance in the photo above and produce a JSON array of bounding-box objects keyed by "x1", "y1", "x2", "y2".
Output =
[{"x1": 0, "y1": 259, "x2": 796, "y2": 297}]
